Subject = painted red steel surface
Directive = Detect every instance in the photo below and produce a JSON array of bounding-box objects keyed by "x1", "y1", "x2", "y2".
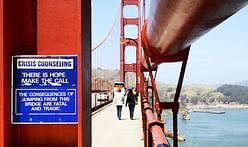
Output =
[
  {"x1": 143, "y1": 101, "x2": 170, "y2": 146},
  {"x1": 22, "y1": 1, "x2": 81, "y2": 147},
  {"x1": 37, "y1": 0, "x2": 81, "y2": 53},
  {"x1": 143, "y1": 0, "x2": 248, "y2": 63},
  {"x1": 0, "y1": 0, "x2": 3, "y2": 146},
  {"x1": 150, "y1": 126, "x2": 169, "y2": 147},
  {"x1": 0, "y1": 0, "x2": 36, "y2": 146},
  {"x1": 0, "y1": 0, "x2": 82, "y2": 147}
]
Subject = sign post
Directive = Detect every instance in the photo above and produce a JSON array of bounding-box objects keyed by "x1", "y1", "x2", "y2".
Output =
[{"x1": 11, "y1": 55, "x2": 77, "y2": 124}]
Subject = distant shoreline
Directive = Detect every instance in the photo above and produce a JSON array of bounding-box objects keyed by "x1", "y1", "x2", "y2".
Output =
[
  {"x1": 162, "y1": 104, "x2": 248, "y2": 115},
  {"x1": 187, "y1": 104, "x2": 248, "y2": 111}
]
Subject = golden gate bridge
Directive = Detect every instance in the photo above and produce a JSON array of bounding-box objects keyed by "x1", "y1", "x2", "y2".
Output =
[{"x1": 0, "y1": 0, "x2": 248, "y2": 147}]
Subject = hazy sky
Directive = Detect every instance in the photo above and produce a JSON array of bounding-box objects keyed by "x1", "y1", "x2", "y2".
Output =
[{"x1": 92, "y1": 0, "x2": 248, "y2": 85}]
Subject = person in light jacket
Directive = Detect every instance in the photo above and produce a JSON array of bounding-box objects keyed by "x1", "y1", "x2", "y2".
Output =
[{"x1": 112, "y1": 87, "x2": 125, "y2": 120}]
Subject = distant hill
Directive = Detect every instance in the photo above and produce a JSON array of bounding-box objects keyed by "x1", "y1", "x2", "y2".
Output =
[
  {"x1": 92, "y1": 68, "x2": 118, "y2": 91},
  {"x1": 92, "y1": 68, "x2": 120, "y2": 85},
  {"x1": 217, "y1": 84, "x2": 248, "y2": 104},
  {"x1": 234, "y1": 80, "x2": 248, "y2": 87},
  {"x1": 210, "y1": 80, "x2": 248, "y2": 89},
  {"x1": 92, "y1": 68, "x2": 136, "y2": 90}
]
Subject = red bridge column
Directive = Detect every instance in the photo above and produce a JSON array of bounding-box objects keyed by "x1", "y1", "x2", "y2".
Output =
[
  {"x1": 120, "y1": 0, "x2": 141, "y2": 90},
  {"x1": 0, "y1": 0, "x2": 91, "y2": 147},
  {"x1": 0, "y1": 0, "x2": 37, "y2": 146},
  {"x1": 0, "y1": 0, "x2": 4, "y2": 146}
]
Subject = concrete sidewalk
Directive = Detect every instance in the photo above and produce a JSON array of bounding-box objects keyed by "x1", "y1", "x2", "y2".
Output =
[{"x1": 92, "y1": 103, "x2": 144, "y2": 147}]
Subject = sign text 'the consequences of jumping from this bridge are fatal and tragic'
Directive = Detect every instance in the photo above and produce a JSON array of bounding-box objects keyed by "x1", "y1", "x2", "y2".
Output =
[{"x1": 11, "y1": 55, "x2": 77, "y2": 124}]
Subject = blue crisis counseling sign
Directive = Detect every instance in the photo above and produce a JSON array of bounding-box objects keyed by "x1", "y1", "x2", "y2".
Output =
[{"x1": 12, "y1": 55, "x2": 77, "y2": 124}]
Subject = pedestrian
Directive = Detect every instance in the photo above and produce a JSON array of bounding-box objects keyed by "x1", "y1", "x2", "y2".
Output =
[
  {"x1": 112, "y1": 87, "x2": 125, "y2": 120},
  {"x1": 126, "y1": 88, "x2": 138, "y2": 120}
]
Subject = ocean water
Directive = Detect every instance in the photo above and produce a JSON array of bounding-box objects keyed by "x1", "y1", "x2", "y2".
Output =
[{"x1": 163, "y1": 109, "x2": 248, "y2": 147}]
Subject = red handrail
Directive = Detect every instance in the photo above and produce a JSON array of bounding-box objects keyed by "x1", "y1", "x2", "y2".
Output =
[{"x1": 141, "y1": 97, "x2": 170, "y2": 147}]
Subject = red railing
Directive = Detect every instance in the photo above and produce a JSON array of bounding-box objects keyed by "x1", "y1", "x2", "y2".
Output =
[{"x1": 141, "y1": 97, "x2": 170, "y2": 147}]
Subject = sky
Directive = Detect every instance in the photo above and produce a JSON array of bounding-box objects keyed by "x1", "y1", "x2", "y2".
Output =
[{"x1": 92, "y1": 0, "x2": 248, "y2": 85}]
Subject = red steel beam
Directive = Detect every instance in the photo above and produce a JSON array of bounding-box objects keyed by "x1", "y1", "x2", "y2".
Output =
[
  {"x1": 123, "y1": 18, "x2": 139, "y2": 25},
  {"x1": 143, "y1": 0, "x2": 248, "y2": 63},
  {"x1": 81, "y1": 0, "x2": 92, "y2": 146},
  {"x1": 120, "y1": 1, "x2": 125, "y2": 82},
  {"x1": 36, "y1": 1, "x2": 81, "y2": 147},
  {"x1": 123, "y1": 0, "x2": 139, "y2": 6},
  {"x1": 124, "y1": 63, "x2": 136, "y2": 72},
  {"x1": 1, "y1": 0, "x2": 36, "y2": 146},
  {"x1": 0, "y1": 0, "x2": 3, "y2": 146}
]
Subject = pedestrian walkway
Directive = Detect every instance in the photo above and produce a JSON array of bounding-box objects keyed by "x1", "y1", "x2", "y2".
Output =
[{"x1": 92, "y1": 102, "x2": 144, "y2": 147}]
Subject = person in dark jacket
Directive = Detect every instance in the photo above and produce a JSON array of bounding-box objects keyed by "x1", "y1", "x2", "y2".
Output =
[{"x1": 125, "y1": 88, "x2": 138, "y2": 120}]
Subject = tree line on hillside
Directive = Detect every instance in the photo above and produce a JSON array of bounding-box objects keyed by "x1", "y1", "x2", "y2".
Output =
[
  {"x1": 217, "y1": 84, "x2": 248, "y2": 104},
  {"x1": 157, "y1": 83, "x2": 248, "y2": 105}
]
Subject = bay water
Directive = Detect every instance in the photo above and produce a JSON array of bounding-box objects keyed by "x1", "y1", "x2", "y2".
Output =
[{"x1": 164, "y1": 109, "x2": 248, "y2": 147}]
